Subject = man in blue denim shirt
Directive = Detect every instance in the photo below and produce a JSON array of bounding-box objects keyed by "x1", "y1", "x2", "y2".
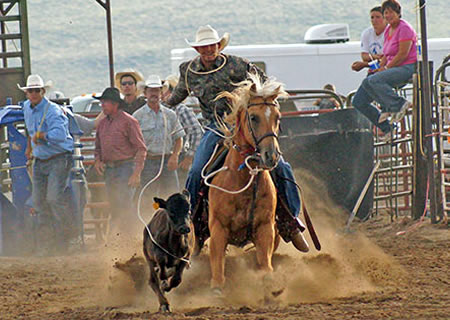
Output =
[{"x1": 20, "y1": 74, "x2": 74, "y2": 256}]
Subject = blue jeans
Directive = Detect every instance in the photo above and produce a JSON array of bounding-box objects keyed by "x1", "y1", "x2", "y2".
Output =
[
  {"x1": 104, "y1": 161, "x2": 136, "y2": 227},
  {"x1": 352, "y1": 63, "x2": 415, "y2": 133},
  {"x1": 32, "y1": 153, "x2": 72, "y2": 246},
  {"x1": 186, "y1": 123, "x2": 301, "y2": 217},
  {"x1": 140, "y1": 158, "x2": 179, "y2": 199}
]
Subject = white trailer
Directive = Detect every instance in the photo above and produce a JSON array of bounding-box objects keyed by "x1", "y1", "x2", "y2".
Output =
[{"x1": 171, "y1": 25, "x2": 450, "y2": 96}]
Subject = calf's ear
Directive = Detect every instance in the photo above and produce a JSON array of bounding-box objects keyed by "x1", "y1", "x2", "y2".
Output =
[{"x1": 153, "y1": 197, "x2": 167, "y2": 209}]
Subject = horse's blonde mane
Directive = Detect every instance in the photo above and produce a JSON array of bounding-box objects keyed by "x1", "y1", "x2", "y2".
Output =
[{"x1": 215, "y1": 73, "x2": 287, "y2": 141}]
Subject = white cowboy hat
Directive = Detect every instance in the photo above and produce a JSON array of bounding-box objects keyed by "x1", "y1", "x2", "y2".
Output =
[
  {"x1": 138, "y1": 74, "x2": 163, "y2": 91},
  {"x1": 114, "y1": 68, "x2": 145, "y2": 89},
  {"x1": 185, "y1": 25, "x2": 230, "y2": 51},
  {"x1": 17, "y1": 74, "x2": 52, "y2": 91}
]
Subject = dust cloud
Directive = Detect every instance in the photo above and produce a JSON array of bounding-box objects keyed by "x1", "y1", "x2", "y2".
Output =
[{"x1": 98, "y1": 169, "x2": 405, "y2": 312}]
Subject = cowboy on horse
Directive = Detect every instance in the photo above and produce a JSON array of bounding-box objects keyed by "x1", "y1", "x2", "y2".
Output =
[{"x1": 166, "y1": 25, "x2": 309, "y2": 253}]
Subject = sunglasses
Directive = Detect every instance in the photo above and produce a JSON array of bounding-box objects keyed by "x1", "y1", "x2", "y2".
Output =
[
  {"x1": 121, "y1": 81, "x2": 135, "y2": 86},
  {"x1": 26, "y1": 88, "x2": 41, "y2": 93}
]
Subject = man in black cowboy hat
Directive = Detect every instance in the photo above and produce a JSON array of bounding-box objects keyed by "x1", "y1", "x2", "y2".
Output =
[{"x1": 94, "y1": 87, "x2": 147, "y2": 234}]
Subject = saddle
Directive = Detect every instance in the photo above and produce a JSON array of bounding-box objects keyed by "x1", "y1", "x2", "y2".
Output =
[{"x1": 192, "y1": 141, "x2": 305, "y2": 251}]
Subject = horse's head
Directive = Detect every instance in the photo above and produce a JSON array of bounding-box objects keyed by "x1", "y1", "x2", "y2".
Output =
[
  {"x1": 242, "y1": 85, "x2": 283, "y2": 169},
  {"x1": 218, "y1": 73, "x2": 286, "y2": 170}
]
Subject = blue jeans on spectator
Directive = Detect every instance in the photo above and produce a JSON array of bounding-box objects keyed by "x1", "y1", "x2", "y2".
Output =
[
  {"x1": 104, "y1": 161, "x2": 136, "y2": 230},
  {"x1": 186, "y1": 123, "x2": 301, "y2": 217},
  {"x1": 352, "y1": 63, "x2": 415, "y2": 133},
  {"x1": 140, "y1": 158, "x2": 179, "y2": 200},
  {"x1": 32, "y1": 153, "x2": 72, "y2": 249}
]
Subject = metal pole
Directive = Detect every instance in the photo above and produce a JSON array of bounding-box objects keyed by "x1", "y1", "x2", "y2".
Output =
[
  {"x1": 1, "y1": 3, "x2": 7, "y2": 68},
  {"x1": 345, "y1": 161, "x2": 381, "y2": 232},
  {"x1": 105, "y1": 0, "x2": 114, "y2": 87},
  {"x1": 417, "y1": 0, "x2": 437, "y2": 222},
  {"x1": 95, "y1": 0, "x2": 114, "y2": 87}
]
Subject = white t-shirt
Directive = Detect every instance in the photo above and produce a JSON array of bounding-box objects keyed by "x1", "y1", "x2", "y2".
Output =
[{"x1": 360, "y1": 27, "x2": 384, "y2": 55}]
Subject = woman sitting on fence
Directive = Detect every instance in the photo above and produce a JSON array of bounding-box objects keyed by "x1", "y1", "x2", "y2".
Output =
[{"x1": 352, "y1": 0, "x2": 417, "y2": 140}]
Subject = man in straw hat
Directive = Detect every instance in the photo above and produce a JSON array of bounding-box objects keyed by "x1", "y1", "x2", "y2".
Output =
[
  {"x1": 115, "y1": 68, "x2": 146, "y2": 115},
  {"x1": 19, "y1": 74, "x2": 75, "y2": 256},
  {"x1": 94, "y1": 87, "x2": 147, "y2": 234},
  {"x1": 133, "y1": 75, "x2": 185, "y2": 200},
  {"x1": 166, "y1": 26, "x2": 309, "y2": 252}
]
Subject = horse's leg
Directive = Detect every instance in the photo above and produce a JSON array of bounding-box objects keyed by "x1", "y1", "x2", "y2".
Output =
[
  {"x1": 209, "y1": 218, "x2": 228, "y2": 291},
  {"x1": 273, "y1": 233, "x2": 281, "y2": 253},
  {"x1": 254, "y1": 223, "x2": 275, "y2": 272}
]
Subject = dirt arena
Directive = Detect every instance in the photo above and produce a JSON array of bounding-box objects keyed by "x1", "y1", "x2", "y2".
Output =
[{"x1": 0, "y1": 172, "x2": 448, "y2": 320}]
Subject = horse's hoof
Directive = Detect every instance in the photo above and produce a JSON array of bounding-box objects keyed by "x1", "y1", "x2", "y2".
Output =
[
  {"x1": 211, "y1": 287, "x2": 223, "y2": 297},
  {"x1": 159, "y1": 304, "x2": 171, "y2": 313},
  {"x1": 271, "y1": 288, "x2": 284, "y2": 297}
]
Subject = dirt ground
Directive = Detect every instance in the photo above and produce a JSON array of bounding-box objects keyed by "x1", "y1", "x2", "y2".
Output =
[{"x1": 1, "y1": 172, "x2": 448, "y2": 320}]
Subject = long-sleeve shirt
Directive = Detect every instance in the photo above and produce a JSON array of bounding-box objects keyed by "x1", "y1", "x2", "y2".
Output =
[
  {"x1": 132, "y1": 104, "x2": 185, "y2": 155},
  {"x1": 23, "y1": 97, "x2": 74, "y2": 160},
  {"x1": 167, "y1": 54, "x2": 266, "y2": 122},
  {"x1": 95, "y1": 110, "x2": 146, "y2": 172},
  {"x1": 73, "y1": 113, "x2": 95, "y2": 136},
  {"x1": 173, "y1": 103, "x2": 203, "y2": 157}
]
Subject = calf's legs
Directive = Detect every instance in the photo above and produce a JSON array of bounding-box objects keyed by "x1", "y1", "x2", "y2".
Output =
[{"x1": 147, "y1": 260, "x2": 170, "y2": 312}]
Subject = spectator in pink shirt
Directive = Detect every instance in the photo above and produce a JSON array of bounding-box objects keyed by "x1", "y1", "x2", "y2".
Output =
[{"x1": 352, "y1": 0, "x2": 416, "y2": 141}]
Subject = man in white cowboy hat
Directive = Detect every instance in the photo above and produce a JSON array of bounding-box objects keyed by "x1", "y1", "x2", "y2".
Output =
[
  {"x1": 115, "y1": 68, "x2": 146, "y2": 115},
  {"x1": 166, "y1": 25, "x2": 309, "y2": 253},
  {"x1": 133, "y1": 75, "x2": 185, "y2": 200},
  {"x1": 19, "y1": 74, "x2": 75, "y2": 256},
  {"x1": 94, "y1": 87, "x2": 147, "y2": 234}
]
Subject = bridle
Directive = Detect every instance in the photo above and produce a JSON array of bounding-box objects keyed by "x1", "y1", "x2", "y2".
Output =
[{"x1": 234, "y1": 100, "x2": 280, "y2": 158}]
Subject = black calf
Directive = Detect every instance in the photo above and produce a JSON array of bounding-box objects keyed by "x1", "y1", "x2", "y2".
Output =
[{"x1": 143, "y1": 190, "x2": 194, "y2": 312}]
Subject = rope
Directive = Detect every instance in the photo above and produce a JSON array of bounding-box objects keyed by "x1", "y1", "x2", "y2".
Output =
[
  {"x1": 135, "y1": 110, "x2": 191, "y2": 265},
  {"x1": 184, "y1": 54, "x2": 227, "y2": 96},
  {"x1": 203, "y1": 125, "x2": 234, "y2": 139},
  {"x1": 200, "y1": 143, "x2": 262, "y2": 194}
]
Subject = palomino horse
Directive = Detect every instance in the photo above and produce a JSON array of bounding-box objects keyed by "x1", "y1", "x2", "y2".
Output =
[{"x1": 207, "y1": 73, "x2": 285, "y2": 292}]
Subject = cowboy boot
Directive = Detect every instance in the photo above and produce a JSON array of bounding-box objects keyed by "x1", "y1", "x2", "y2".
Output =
[
  {"x1": 275, "y1": 195, "x2": 309, "y2": 253},
  {"x1": 291, "y1": 221, "x2": 309, "y2": 252},
  {"x1": 192, "y1": 186, "x2": 210, "y2": 256}
]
